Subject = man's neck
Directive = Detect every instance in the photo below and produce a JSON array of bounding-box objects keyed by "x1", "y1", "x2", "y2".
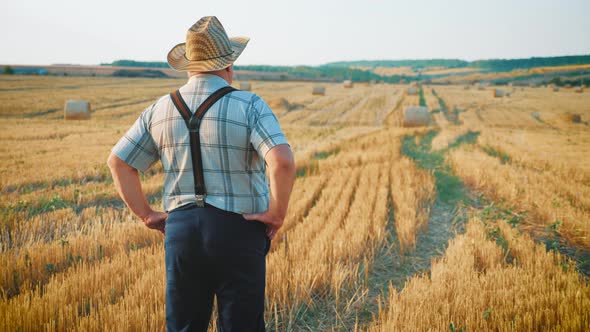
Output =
[{"x1": 188, "y1": 71, "x2": 231, "y2": 84}]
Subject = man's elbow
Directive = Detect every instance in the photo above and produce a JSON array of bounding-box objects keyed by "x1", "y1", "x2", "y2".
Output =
[
  {"x1": 277, "y1": 154, "x2": 296, "y2": 175},
  {"x1": 107, "y1": 153, "x2": 131, "y2": 172},
  {"x1": 267, "y1": 147, "x2": 296, "y2": 175}
]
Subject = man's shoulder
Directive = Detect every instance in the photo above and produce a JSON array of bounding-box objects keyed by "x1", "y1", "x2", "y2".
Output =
[
  {"x1": 229, "y1": 89, "x2": 259, "y2": 105},
  {"x1": 142, "y1": 94, "x2": 173, "y2": 115},
  {"x1": 146, "y1": 89, "x2": 266, "y2": 118},
  {"x1": 227, "y1": 90, "x2": 272, "y2": 117}
]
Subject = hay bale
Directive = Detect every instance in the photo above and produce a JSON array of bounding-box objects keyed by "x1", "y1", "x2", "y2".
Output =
[
  {"x1": 493, "y1": 89, "x2": 505, "y2": 98},
  {"x1": 268, "y1": 97, "x2": 290, "y2": 110},
  {"x1": 565, "y1": 84, "x2": 572, "y2": 89},
  {"x1": 240, "y1": 82, "x2": 252, "y2": 91},
  {"x1": 407, "y1": 87, "x2": 418, "y2": 95},
  {"x1": 562, "y1": 113, "x2": 582, "y2": 123},
  {"x1": 553, "y1": 86, "x2": 560, "y2": 92},
  {"x1": 477, "y1": 83, "x2": 485, "y2": 91},
  {"x1": 464, "y1": 85, "x2": 470, "y2": 90},
  {"x1": 574, "y1": 86, "x2": 584, "y2": 93},
  {"x1": 312, "y1": 86, "x2": 325, "y2": 96},
  {"x1": 402, "y1": 106, "x2": 430, "y2": 127},
  {"x1": 343, "y1": 80, "x2": 353, "y2": 88},
  {"x1": 64, "y1": 100, "x2": 91, "y2": 120}
]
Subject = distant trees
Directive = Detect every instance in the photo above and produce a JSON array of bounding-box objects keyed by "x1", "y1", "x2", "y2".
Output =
[
  {"x1": 234, "y1": 64, "x2": 415, "y2": 83},
  {"x1": 325, "y1": 59, "x2": 469, "y2": 69},
  {"x1": 100, "y1": 55, "x2": 590, "y2": 82},
  {"x1": 470, "y1": 55, "x2": 590, "y2": 72},
  {"x1": 326, "y1": 55, "x2": 590, "y2": 73},
  {"x1": 2, "y1": 66, "x2": 14, "y2": 75}
]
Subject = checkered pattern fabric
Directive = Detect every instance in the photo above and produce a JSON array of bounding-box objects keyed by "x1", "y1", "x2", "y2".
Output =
[{"x1": 112, "y1": 74, "x2": 289, "y2": 214}]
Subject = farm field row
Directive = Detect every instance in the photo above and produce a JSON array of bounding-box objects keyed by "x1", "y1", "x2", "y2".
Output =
[{"x1": 0, "y1": 76, "x2": 589, "y2": 331}]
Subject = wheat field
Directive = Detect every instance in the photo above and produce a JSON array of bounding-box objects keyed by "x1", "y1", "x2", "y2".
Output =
[{"x1": 1, "y1": 75, "x2": 589, "y2": 331}]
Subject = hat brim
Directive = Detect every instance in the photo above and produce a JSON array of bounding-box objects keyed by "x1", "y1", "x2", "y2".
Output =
[{"x1": 167, "y1": 37, "x2": 249, "y2": 72}]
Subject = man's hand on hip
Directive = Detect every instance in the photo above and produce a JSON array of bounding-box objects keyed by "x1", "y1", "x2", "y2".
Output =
[
  {"x1": 243, "y1": 210, "x2": 283, "y2": 240},
  {"x1": 108, "y1": 153, "x2": 168, "y2": 235},
  {"x1": 243, "y1": 144, "x2": 295, "y2": 241},
  {"x1": 142, "y1": 211, "x2": 168, "y2": 235}
]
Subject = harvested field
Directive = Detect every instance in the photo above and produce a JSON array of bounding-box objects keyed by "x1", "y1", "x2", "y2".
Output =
[{"x1": 1, "y1": 76, "x2": 589, "y2": 331}]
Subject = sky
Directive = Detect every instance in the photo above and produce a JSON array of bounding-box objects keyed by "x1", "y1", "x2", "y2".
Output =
[{"x1": 1, "y1": 0, "x2": 589, "y2": 66}]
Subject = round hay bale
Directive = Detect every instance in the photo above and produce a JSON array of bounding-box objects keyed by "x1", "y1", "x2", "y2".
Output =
[
  {"x1": 402, "y1": 106, "x2": 430, "y2": 127},
  {"x1": 574, "y1": 86, "x2": 584, "y2": 93},
  {"x1": 562, "y1": 113, "x2": 582, "y2": 123},
  {"x1": 493, "y1": 89, "x2": 505, "y2": 98},
  {"x1": 64, "y1": 100, "x2": 91, "y2": 120},
  {"x1": 240, "y1": 82, "x2": 252, "y2": 91},
  {"x1": 565, "y1": 84, "x2": 572, "y2": 89},
  {"x1": 343, "y1": 80, "x2": 353, "y2": 88},
  {"x1": 312, "y1": 86, "x2": 325, "y2": 96},
  {"x1": 477, "y1": 83, "x2": 485, "y2": 91},
  {"x1": 407, "y1": 87, "x2": 418, "y2": 95},
  {"x1": 268, "y1": 97, "x2": 290, "y2": 110},
  {"x1": 553, "y1": 86, "x2": 560, "y2": 92}
]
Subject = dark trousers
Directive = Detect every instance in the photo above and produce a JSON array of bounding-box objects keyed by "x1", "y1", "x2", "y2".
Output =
[{"x1": 165, "y1": 203, "x2": 270, "y2": 332}]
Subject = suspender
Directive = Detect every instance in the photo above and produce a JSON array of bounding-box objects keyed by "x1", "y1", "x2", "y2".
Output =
[{"x1": 169, "y1": 86, "x2": 237, "y2": 207}]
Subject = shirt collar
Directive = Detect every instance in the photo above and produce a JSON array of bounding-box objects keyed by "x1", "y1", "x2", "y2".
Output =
[{"x1": 186, "y1": 74, "x2": 230, "y2": 88}]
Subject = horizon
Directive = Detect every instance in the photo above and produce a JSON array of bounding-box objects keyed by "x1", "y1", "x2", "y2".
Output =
[
  {"x1": 2, "y1": 0, "x2": 589, "y2": 67},
  {"x1": 6, "y1": 53, "x2": 590, "y2": 69}
]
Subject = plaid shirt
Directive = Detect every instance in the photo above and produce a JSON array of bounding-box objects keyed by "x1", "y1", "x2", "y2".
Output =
[{"x1": 111, "y1": 74, "x2": 289, "y2": 214}]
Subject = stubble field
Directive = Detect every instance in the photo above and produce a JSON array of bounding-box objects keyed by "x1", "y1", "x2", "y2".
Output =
[{"x1": 1, "y1": 75, "x2": 589, "y2": 331}]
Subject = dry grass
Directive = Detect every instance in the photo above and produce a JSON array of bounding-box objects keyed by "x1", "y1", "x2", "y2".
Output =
[
  {"x1": 448, "y1": 143, "x2": 590, "y2": 248},
  {"x1": 366, "y1": 218, "x2": 590, "y2": 331},
  {"x1": 431, "y1": 64, "x2": 590, "y2": 84},
  {"x1": 1, "y1": 76, "x2": 589, "y2": 331},
  {"x1": 422, "y1": 67, "x2": 481, "y2": 76}
]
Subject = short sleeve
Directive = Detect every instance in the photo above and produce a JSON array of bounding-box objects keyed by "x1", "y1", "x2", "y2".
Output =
[
  {"x1": 249, "y1": 97, "x2": 289, "y2": 158},
  {"x1": 111, "y1": 106, "x2": 159, "y2": 172}
]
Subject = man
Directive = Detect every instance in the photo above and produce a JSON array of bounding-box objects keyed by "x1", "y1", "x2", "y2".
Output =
[{"x1": 107, "y1": 16, "x2": 295, "y2": 332}]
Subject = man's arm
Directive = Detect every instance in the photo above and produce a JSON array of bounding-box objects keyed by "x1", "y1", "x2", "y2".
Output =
[
  {"x1": 243, "y1": 144, "x2": 295, "y2": 239},
  {"x1": 107, "y1": 153, "x2": 167, "y2": 234}
]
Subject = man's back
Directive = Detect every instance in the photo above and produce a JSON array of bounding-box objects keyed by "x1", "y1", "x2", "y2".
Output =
[{"x1": 112, "y1": 74, "x2": 288, "y2": 214}]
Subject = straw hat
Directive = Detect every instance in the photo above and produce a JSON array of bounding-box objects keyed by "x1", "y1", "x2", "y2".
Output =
[{"x1": 167, "y1": 16, "x2": 249, "y2": 72}]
